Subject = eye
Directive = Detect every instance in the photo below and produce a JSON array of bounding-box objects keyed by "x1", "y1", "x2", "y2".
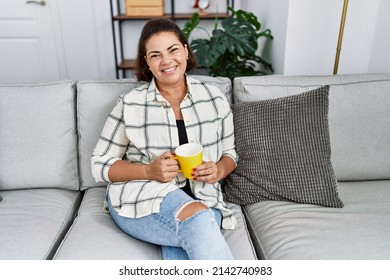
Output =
[{"x1": 149, "y1": 53, "x2": 161, "y2": 59}]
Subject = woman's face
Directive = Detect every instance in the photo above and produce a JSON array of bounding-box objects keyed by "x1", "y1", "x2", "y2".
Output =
[{"x1": 144, "y1": 31, "x2": 189, "y2": 87}]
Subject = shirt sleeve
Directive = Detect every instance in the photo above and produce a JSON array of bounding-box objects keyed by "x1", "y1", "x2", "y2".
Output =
[
  {"x1": 91, "y1": 95, "x2": 129, "y2": 183},
  {"x1": 221, "y1": 104, "x2": 238, "y2": 165},
  {"x1": 214, "y1": 89, "x2": 238, "y2": 165}
]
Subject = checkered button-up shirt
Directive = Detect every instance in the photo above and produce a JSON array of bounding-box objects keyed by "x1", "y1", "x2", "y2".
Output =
[{"x1": 91, "y1": 76, "x2": 238, "y2": 230}]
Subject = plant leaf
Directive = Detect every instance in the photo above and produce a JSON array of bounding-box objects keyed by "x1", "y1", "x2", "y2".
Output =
[
  {"x1": 235, "y1": 9, "x2": 261, "y2": 30},
  {"x1": 220, "y1": 17, "x2": 258, "y2": 56},
  {"x1": 253, "y1": 55, "x2": 274, "y2": 73},
  {"x1": 182, "y1": 7, "x2": 273, "y2": 80},
  {"x1": 182, "y1": 13, "x2": 200, "y2": 39},
  {"x1": 258, "y1": 29, "x2": 273, "y2": 40}
]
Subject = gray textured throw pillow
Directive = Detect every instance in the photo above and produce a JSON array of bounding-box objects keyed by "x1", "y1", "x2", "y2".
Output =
[{"x1": 224, "y1": 86, "x2": 344, "y2": 208}]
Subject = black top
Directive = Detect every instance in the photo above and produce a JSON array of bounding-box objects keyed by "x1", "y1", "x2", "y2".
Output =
[{"x1": 176, "y1": 120, "x2": 194, "y2": 198}]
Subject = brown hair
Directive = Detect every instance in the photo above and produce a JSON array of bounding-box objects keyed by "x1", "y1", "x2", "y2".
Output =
[{"x1": 134, "y1": 18, "x2": 197, "y2": 82}]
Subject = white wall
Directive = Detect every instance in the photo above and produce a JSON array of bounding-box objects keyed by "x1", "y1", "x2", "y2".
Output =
[
  {"x1": 337, "y1": 0, "x2": 381, "y2": 74},
  {"x1": 283, "y1": 0, "x2": 342, "y2": 75},
  {"x1": 241, "y1": 0, "x2": 288, "y2": 75},
  {"x1": 48, "y1": 0, "x2": 390, "y2": 80},
  {"x1": 241, "y1": 0, "x2": 389, "y2": 75},
  {"x1": 368, "y1": 0, "x2": 390, "y2": 73}
]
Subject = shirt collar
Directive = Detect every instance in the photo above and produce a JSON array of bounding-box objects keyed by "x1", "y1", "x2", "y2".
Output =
[
  {"x1": 145, "y1": 78, "x2": 159, "y2": 102},
  {"x1": 185, "y1": 74, "x2": 194, "y2": 99}
]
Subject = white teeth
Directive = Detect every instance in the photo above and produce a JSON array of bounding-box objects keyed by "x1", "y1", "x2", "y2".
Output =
[{"x1": 162, "y1": 66, "x2": 175, "y2": 72}]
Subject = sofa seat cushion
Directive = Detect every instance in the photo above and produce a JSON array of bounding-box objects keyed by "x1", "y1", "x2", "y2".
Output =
[
  {"x1": 243, "y1": 180, "x2": 390, "y2": 260},
  {"x1": 0, "y1": 188, "x2": 82, "y2": 259},
  {"x1": 54, "y1": 187, "x2": 161, "y2": 260},
  {"x1": 54, "y1": 187, "x2": 257, "y2": 260}
]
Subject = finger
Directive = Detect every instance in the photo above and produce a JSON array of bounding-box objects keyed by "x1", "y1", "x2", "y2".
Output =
[
  {"x1": 164, "y1": 156, "x2": 180, "y2": 167},
  {"x1": 194, "y1": 173, "x2": 217, "y2": 184},
  {"x1": 165, "y1": 161, "x2": 180, "y2": 171},
  {"x1": 193, "y1": 161, "x2": 208, "y2": 172},
  {"x1": 194, "y1": 161, "x2": 215, "y2": 173},
  {"x1": 161, "y1": 151, "x2": 174, "y2": 159}
]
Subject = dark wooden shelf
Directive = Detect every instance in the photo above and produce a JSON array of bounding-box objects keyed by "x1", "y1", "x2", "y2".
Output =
[
  {"x1": 118, "y1": 59, "x2": 136, "y2": 69},
  {"x1": 174, "y1": 12, "x2": 229, "y2": 19},
  {"x1": 113, "y1": 13, "x2": 229, "y2": 21},
  {"x1": 113, "y1": 14, "x2": 170, "y2": 21}
]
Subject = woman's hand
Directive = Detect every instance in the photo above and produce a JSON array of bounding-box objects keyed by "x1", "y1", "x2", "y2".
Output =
[
  {"x1": 192, "y1": 156, "x2": 236, "y2": 184},
  {"x1": 191, "y1": 161, "x2": 221, "y2": 184},
  {"x1": 147, "y1": 151, "x2": 180, "y2": 182}
]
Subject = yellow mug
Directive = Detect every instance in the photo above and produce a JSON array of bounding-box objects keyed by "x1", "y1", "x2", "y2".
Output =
[{"x1": 174, "y1": 143, "x2": 203, "y2": 179}]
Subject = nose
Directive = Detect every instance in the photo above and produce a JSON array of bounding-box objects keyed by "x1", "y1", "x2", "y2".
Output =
[{"x1": 161, "y1": 53, "x2": 173, "y2": 64}]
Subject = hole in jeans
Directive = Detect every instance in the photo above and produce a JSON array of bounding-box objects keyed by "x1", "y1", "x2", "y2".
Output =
[{"x1": 176, "y1": 201, "x2": 209, "y2": 222}]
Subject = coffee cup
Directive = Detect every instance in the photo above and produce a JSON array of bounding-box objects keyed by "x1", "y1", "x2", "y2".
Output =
[{"x1": 174, "y1": 143, "x2": 203, "y2": 179}]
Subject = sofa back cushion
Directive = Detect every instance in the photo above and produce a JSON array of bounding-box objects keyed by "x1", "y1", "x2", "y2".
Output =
[
  {"x1": 0, "y1": 81, "x2": 79, "y2": 190},
  {"x1": 77, "y1": 75, "x2": 232, "y2": 190},
  {"x1": 233, "y1": 73, "x2": 390, "y2": 181},
  {"x1": 77, "y1": 79, "x2": 144, "y2": 189}
]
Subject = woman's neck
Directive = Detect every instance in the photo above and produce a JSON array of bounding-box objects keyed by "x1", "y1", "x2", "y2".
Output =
[
  {"x1": 159, "y1": 86, "x2": 186, "y2": 99},
  {"x1": 156, "y1": 76, "x2": 187, "y2": 99},
  {"x1": 156, "y1": 78, "x2": 187, "y2": 120}
]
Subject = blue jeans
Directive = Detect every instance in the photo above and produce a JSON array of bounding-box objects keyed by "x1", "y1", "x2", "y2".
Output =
[{"x1": 107, "y1": 188, "x2": 234, "y2": 260}]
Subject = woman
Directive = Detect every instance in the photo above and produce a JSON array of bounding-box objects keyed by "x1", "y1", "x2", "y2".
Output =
[{"x1": 91, "y1": 18, "x2": 237, "y2": 260}]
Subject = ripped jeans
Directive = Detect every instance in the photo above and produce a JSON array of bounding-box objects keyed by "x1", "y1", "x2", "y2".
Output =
[{"x1": 107, "y1": 188, "x2": 234, "y2": 260}]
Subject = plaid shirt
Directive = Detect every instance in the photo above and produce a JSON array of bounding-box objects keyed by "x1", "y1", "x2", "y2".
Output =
[{"x1": 91, "y1": 76, "x2": 238, "y2": 230}]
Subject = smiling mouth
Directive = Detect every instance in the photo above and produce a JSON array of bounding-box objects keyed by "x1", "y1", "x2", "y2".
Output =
[{"x1": 161, "y1": 66, "x2": 176, "y2": 74}]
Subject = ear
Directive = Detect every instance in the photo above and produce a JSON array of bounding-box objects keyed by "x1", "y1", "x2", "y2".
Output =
[{"x1": 184, "y1": 44, "x2": 189, "y2": 58}]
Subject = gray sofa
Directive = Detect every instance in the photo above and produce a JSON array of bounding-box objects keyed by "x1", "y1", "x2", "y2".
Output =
[
  {"x1": 233, "y1": 74, "x2": 390, "y2": 259},
  {"x1": 1, "y1": 73, "x2": 389, "y2": 260}
]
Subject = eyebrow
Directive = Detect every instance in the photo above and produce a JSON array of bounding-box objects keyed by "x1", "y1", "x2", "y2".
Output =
[{"x1": 147, "y1": 43, "x2": 180, "y2": 57}]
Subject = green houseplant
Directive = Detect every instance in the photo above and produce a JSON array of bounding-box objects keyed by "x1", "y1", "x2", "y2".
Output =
[{"x1": 183, "y1": 8, "x2": 273, "y2": 80}]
